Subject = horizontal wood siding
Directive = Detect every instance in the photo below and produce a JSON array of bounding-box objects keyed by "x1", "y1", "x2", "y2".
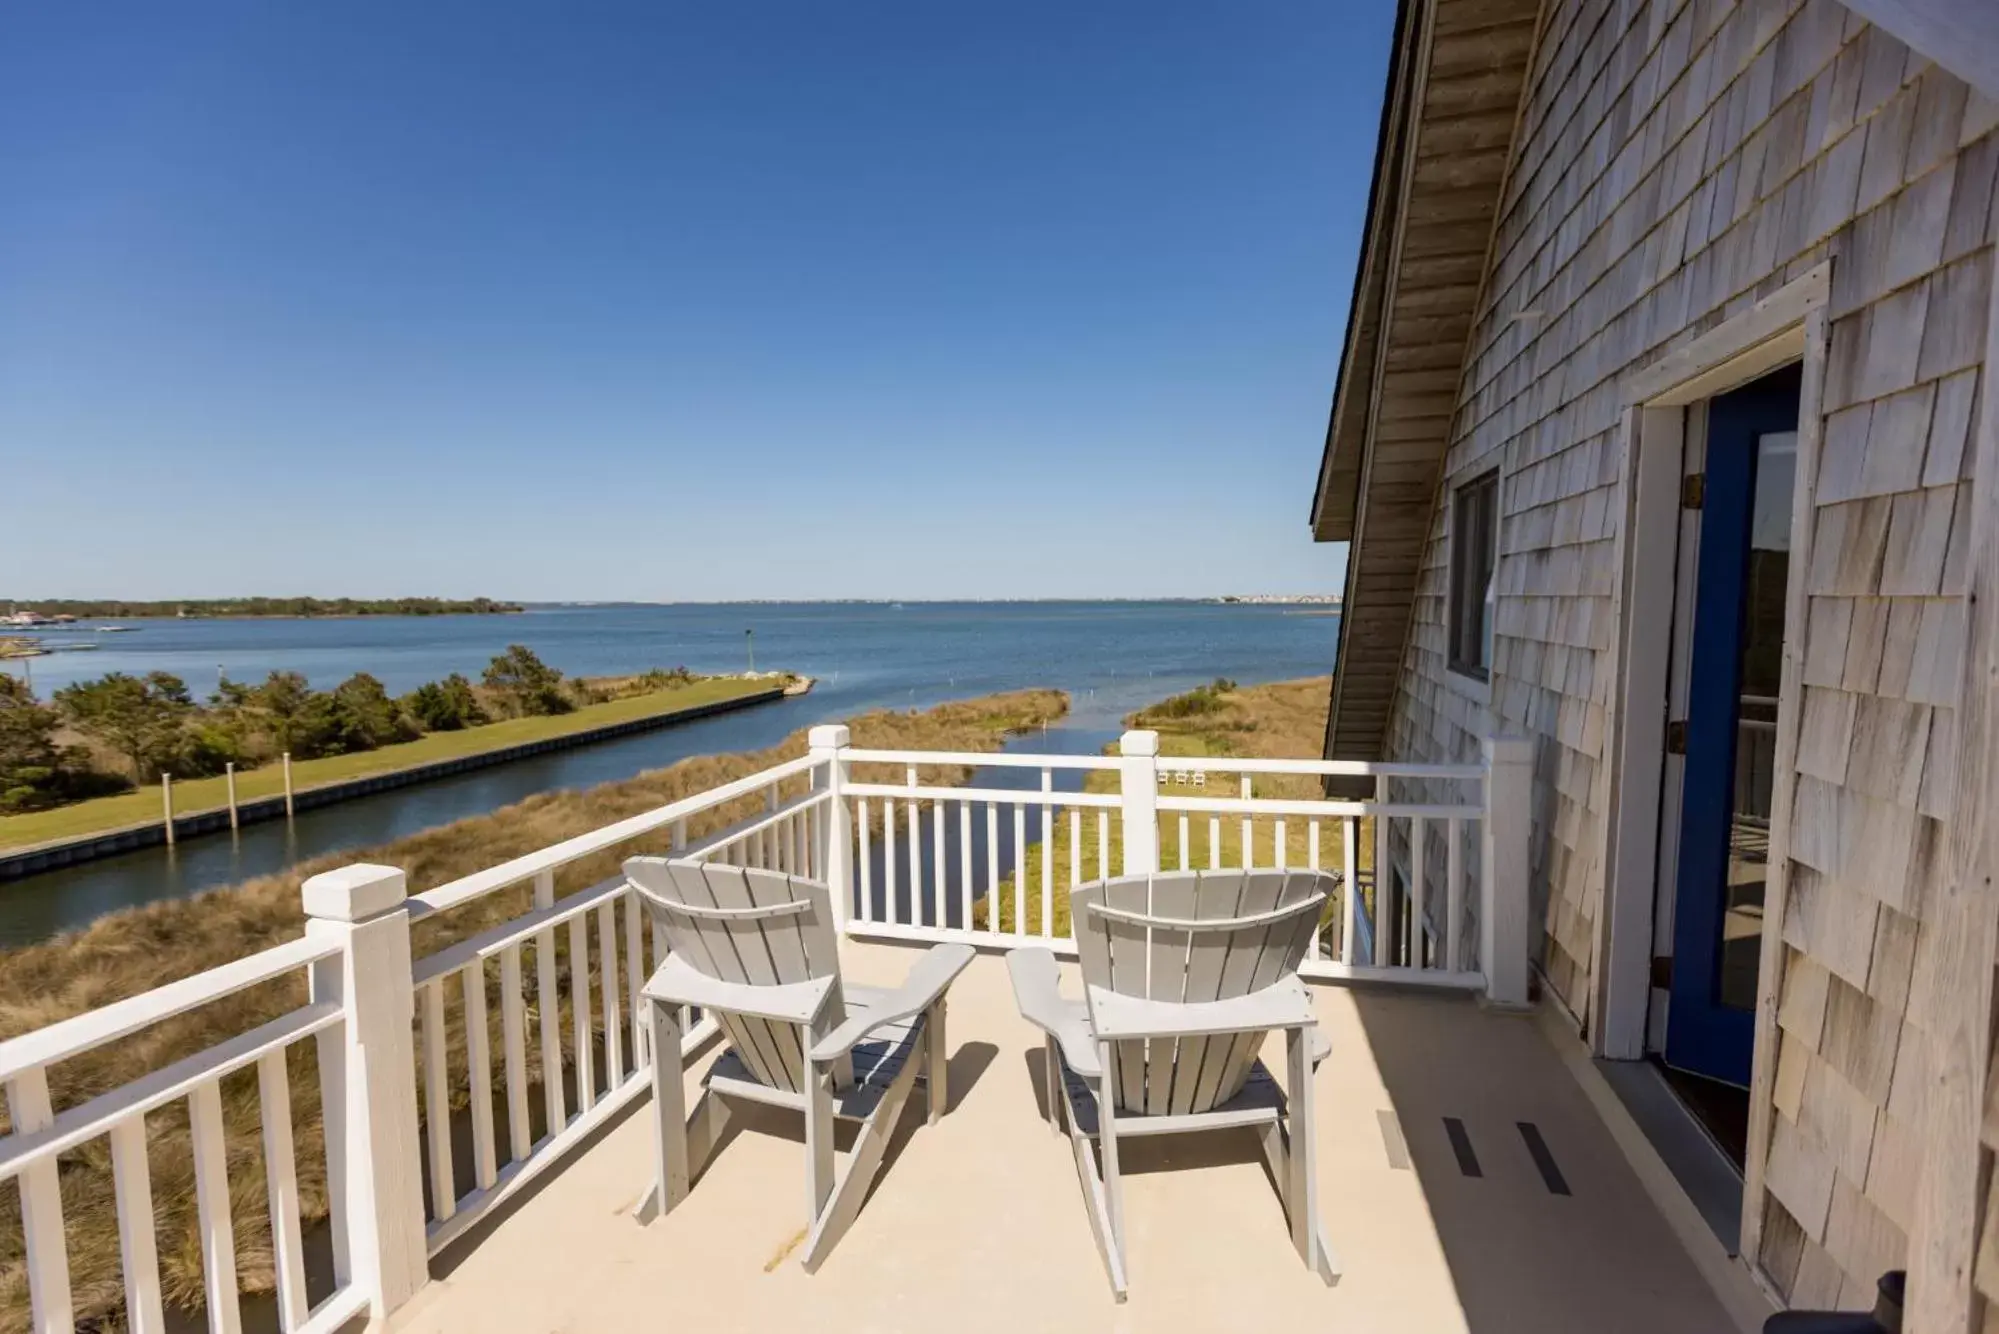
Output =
[{"x1": 1372, "y1": 0, "x2": 1997, "y2": 1306}]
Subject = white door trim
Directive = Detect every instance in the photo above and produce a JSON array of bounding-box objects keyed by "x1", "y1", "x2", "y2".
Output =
[{"x1": 1594, "y1": 263, "x2": 1830, "y2": 1265}]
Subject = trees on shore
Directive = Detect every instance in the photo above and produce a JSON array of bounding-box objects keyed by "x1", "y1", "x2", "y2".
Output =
[{"x1": 0, "y1": 646, "x2": 694, "y2": 815}]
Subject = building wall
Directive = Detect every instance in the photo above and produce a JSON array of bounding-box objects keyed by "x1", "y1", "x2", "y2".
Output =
[{"x1": 1378, "y1": 0, "x2": 1997, "y2": 1305}]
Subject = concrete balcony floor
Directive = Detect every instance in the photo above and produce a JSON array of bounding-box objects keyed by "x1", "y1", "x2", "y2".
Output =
[{"x1": 389, "y1": 942, "x2": 1747, "y2": 1334}]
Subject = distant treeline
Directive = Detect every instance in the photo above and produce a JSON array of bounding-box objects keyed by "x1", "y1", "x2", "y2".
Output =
[{"x1": 6, "y1": 597, "x2": 522, "y2": 618}]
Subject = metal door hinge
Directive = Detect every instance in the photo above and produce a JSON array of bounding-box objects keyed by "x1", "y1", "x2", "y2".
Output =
[
  {"x1": 1681, "y1": 474, "x2": 1705, "y2": 509},
  {"x1": 1666, "y1": 720, "x2": 1688, "y2": 754}
]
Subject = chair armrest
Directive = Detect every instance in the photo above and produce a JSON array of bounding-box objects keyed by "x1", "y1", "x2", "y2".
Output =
[
  {"x1": 809, "y1": 943, "x2": 975, "y2": 1062},
  {"x1": 1311, "y1": 1024, "x2": 1332, "y2": 1067},
  {"x1": 1006, "y1": 948, "x2": 1100, "y2": 1078},
  {"x1": 641, "y1": 952, "x2": 836, "y2": 1025}
]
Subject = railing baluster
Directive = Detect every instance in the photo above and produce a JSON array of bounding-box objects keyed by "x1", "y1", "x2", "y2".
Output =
[
  {"x1": 1208, "y1": 816, "x2": 1221, "y2": 870},
  {"x1": 189, "y1": 1080, "x2": 243, "y2": 1334},
  {"x1": 110, "y1": 1113, "x2": 167, "y2": 1334},
  {"x1": 1178, "y1": 813, "x2": 1190, "y2": 870},
  {"x1": 500, "y1": 944, "x2": 533, "y2": 1163},
  {"x1": 959, "y1": 801, "x2": 973, "y2": 932},
  {"x1": 905, "y1": 766, "x2": 919, "y2": 927},
  {"x1": 1240, "y1": 776, "x2": 1253, "y2": 869},
  {"x1": 986, "y1": 803, "x2": 999, "y2": 927},
  {"x1": 570, "y1": 912, "x2": 596, "y2": 1112},
  {"x1": 1374, "y1": 778, "x2": 1392, "y2": 968},
  {"x1": 1096, "y1": 811, "x2": 1109, "y2": 881},
  {"x1": 1447, "y1": 815, "x2": 1465, "y2": 972},
  {"x1": 422, "y1": 981, "x2": 456, "y2": 1220},
  {"x1": 534, "y1": 870, "x2": 566, "y2": 1139},
  {"x1": 7, "y1": 1068, "x2": 73, "y2": 1332},
  {"x1": 255, "y1": 1052, "x2": 308, "y2": 1333},
  {"x1": 624, "y1": 891, "x2": 647, "y2": 1070},
  {"x1": 1013, "y1": 801, "x2": 1027, "y2": 938},
  {"x1": 858, "y1": 798, "x2": 873, "y2": 920},
  {"x1": 906, "y1": 792, "x2": 921, "y2": 927},
  {"x1": 883, "y1": 794, "x2": 898, "y2": 924},
  {"x1": 599, "y1": 902, "x2": 624, "y2": 1087},
  {"x1": 1041, "y1": 770, "x2": 1054, "y2": 939},
  {"x1": 1276, "y1": 818, "x2": 1288, "y2": 869},
  {"x1": 932, "y1": 801, "x2": 946, "y2": 930},
  {"x1": 1308, "y1": 821, "x2": 1324, "y2": 962},
  {"x1": 1342, "y1": 816, "x2": 1359, "y2": 966},
  {"x1": 1069, "y1": 809, "x2": 1081, "y2": 892},
  {"x1": 464, "y1": 962, "x2": 498, "y2": 1191},
  {"x1": 1410, "y1": 816, "x2": 1428, "y2": 971}
]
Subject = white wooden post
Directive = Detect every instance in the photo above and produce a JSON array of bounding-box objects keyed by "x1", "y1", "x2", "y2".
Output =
[
  {"x1": 302, "y1": 864, "x2": 430, "y2": 1317},
  {"x1": 282, "y1": 752, "x2": 295, "y2": 818},
  {"x1": 1118, "y1": 730, "x2": 1160, "y2": 876},
  {"x1": 161, "y1": 774, "x2": 175, "y2": 846},
  {"x1": 810, "y1": 725, "x2": 853, "y2": 927},
  {"x1": 225, "y1": 762, "x2": 239, "y2": 830},
  {"x1": 1480, "y1": 735, "x2": 1534, "y2": 1008}
]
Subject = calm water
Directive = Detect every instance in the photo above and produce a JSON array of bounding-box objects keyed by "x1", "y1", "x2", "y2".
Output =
[{"x1": 2, "y1": 602, "x2": 1336, "y2": 946}]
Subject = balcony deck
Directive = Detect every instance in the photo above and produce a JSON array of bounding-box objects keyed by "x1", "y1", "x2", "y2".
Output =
[{"x1": 390, "y1": 942, "x2": 1747, "y2": 1334}]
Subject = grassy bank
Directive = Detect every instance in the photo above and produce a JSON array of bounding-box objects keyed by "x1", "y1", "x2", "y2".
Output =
[
  {"x1": 0, "y1": 687, "x2": 1065, "y2": 1332},
  {"x1": 977, "y1": 675, "x2": 1357, "y2": 936},
  {"x1": 0, "y1": 675, "x2": 778, "y2": 852}
]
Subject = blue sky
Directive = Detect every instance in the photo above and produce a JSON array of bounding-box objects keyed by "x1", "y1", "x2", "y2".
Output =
[{"x1": 2, "y1": 3, "x2": 1387, "y2": 601}]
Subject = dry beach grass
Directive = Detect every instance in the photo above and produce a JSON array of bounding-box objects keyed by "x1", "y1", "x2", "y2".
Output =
[{"x1": 0, "y1": 688, "x2": 1067, "y2": 1332}]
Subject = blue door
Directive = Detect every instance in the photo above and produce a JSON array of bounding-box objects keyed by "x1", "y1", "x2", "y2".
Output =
[{"x1": 1665, "y1": 364, "x2": 1801, "y2": 1087}]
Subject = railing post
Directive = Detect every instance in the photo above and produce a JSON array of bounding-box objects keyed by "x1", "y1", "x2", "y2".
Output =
[
  {"x1": 1480, "y1": 735, "x2": 1535, "y2": 1009},
  {"x1": 810, "y1": 725, "x2": 853, "y2": 927},
  {"x1": 1118, "y1": 730, "x2": 1161, "y2": 876},
  {"x1": 302, "y1": 864, "x2": 429, "y2": 1317}
]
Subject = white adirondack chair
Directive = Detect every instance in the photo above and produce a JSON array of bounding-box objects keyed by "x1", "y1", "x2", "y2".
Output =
[
  {"x1": 627, "y1": 856, "x2": 974, "y2": 1270},
  {"x1": 1008, "y1": 868, "x2": 1340, "y2": 1300}
]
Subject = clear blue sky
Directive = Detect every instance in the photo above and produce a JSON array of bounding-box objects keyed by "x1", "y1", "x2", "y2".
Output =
[{"x1": 3, "y1": 3, "x2": 1386, "y2": 601}]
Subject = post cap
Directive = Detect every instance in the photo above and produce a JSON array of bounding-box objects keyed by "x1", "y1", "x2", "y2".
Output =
[
  {"x1": 303, "y1": 864, "x2": 407, "y2": 922},
  {"x1": 1119, "y1": 730, "x2": 1160, "y2": 757},
  {"x1": 808, "y1": 723, "x2": 851, "y2": 749},
  {"x1": 1481, "y1": 732, "x2": 1535, "y2": 766}
]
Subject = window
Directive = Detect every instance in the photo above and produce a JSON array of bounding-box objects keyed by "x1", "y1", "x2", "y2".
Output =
[{"x1": 1448, "y1": 470, "x2": 1499, "y2": 681}]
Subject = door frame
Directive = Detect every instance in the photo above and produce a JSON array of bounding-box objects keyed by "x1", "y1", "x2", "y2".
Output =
[{"x1": 1593, "y1": 264, "x2": 1829, "y2": 1256}]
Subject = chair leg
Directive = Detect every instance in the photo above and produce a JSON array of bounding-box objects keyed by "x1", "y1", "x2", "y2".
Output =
[
  {"x1": 1287, "y1": 1027, "x2": 1339, "y2": 1285},
  {"x1": 802, "y1": 1034, "x2": 925, "y2": 1272},
  {"x1": 805, "y1": 1057, "x2": 835, "y2": 1222},
  {"x1": 1063, "y1": 1074, "x2": 1127, "y2": 1302},
  {"x1": 926, "y1": 1000, "x2": 948, "y2": 1124},
  {"x1": 637, "y1": 1000, "x2": 688, "y2": 1223},
  {"x1": 1044, "y1": 1037, "x2": 1064, "y2": 1134},
  {"x1": 1098, "y1": 1041, "x2": 1127, "y2": 1295}
]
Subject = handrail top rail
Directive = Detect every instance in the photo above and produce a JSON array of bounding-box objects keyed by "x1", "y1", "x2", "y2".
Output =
[
  {"x1": 1150, "y1": 756, "x2": 1486, "y2": 780},
  {"x1": 843, "y1": 747, "x2": 1123, "y2": 771},
  {"x1": 410, "y1": 753, "x2": 820, "y2": 918},
  {"x1": 843, "y1": 781, "x2": 1123, "y2": 808},
  {"x1": 0, "y1": 932, "x2": 341, "y2": 1083},
  {"x1": 1156, "y1": 795, "x2": 1482, "y2": 819}
]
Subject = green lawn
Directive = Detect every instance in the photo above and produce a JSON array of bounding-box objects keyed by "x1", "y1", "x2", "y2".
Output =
[{"x1": 0, "y1": 676, "x2": 778, "y2": 852}]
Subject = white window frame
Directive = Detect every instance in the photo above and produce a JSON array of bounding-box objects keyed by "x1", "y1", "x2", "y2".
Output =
[{"x1": 1446, "y1": 467, "x2": 1500, "y2": 690}]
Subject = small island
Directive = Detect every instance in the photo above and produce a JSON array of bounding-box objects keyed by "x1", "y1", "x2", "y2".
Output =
[{"x1": 2, "y1": 596, "x2": 522, "y2": 621}]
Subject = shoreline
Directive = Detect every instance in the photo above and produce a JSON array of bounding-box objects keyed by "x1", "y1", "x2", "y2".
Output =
[{"x1": 0, "y1": 679, "x2": 804, "y2": 879}]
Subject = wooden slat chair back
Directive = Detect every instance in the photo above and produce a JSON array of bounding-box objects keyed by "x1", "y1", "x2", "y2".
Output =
[
  {"x1": 1072, "y1": 869, "x2": 1325, "y2": 1117},
  {"x1": 626, "y1": 858, "x2": 844, "y2": 1096}
]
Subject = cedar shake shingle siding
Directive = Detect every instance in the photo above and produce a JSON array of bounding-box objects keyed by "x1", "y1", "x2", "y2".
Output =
[{"x1": 1340, "y1": 0, "x2": 1996, "y2": 1308}]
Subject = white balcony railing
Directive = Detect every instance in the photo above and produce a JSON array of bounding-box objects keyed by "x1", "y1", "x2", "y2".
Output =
[{"x1": 0, "y1": 726, "x2": 1532, "y2": 1334}]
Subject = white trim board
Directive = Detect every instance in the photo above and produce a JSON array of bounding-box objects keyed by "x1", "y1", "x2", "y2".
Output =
[{"x1": 1592, "y1": 263, "x2": 1830, "y2": 1276}]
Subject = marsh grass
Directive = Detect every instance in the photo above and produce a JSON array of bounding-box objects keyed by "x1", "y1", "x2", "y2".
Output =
[
  {"x1": 0, "y1": 688, "x2": 1066, "y2": 1333},
  {"x1": 973, "y1": 677, "x2": 1374, "y2": 939}
]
